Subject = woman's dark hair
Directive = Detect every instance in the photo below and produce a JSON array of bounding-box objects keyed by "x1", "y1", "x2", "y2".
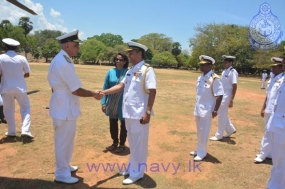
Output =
[{"x1": 113, "y1": 53, "x2": 129, "y2": 69}]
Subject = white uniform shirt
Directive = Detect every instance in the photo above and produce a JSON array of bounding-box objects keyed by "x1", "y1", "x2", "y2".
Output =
[
  {"x1": 47, "y1": 50, "x2": 82, "y2": 120},
  {"x1": 121, "y1": 61, "x2": 156, "y2": 119},
  {"x1": 221, "y1": 66, "x2": 238, "y2": 92},
  {"x1": 0, "y1": 50, "x2": 30, "y2": 93},
  {"x1": 265, "y1": 73, "x2": 284, "y2": 114},
  {"x1": 267, "y1": 75, "x2": 285, "y2": 135},
  {"x1": 194, "y1": 70, "x2": 224, "y2": 117},
  {"x1": 262, "y1": 73, "x2": 268, "y2": 81}
]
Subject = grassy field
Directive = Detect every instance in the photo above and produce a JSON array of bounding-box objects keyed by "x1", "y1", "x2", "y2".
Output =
[{"x1": 0, "y1": 63, "x2": 271, "y2": 189}]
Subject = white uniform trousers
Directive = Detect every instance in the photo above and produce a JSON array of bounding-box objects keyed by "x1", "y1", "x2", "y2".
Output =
[
  {"x1": 2, "y1": 93, "x2": 31, "y2": 135},
  {"x1": 261, "y1": 79, "x2": 266, "y2": 89},
  {"x1": 259, "y1": 113, "x2": 271, "y2": 159},
  {"x1": 53, "y1": 118, "x2": 77, "y2": 179},
  {"x1": 125, "y1": 118, "x2": 149, "y2": 179},
  {"x1": 215, "y1": 92, "x2": 236, "y2": 138},
  {"x1": 267, "y1": 131, "x2": 285, "y2": 189},
  {"x1": 195, "y1": 116, "x2": 212, "y2": 158}
]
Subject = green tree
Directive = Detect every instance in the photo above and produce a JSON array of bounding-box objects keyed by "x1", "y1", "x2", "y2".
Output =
[
  {"x1": 88, "y1": 33, "x2": 123, "y2": 47},
  {"x1": 18, "y1": 17, "x2": 33, "y2": 58},
  {"x1": 18, "y1": 17, "x2": 33, "y2": 37},
  {"x1": 26, "y1": 35, "x2": 39, "y2": 59},
  {"x1": 189, "y1": 23, "x2": 255, "y2": 73},
  {"x1": 80, "y1": 39, "x2": 108, "y2": 63},
  {"x1": 41, "y1": 38, "x2": 60, "y2": 62},
  {"x1": 152, "y1": 51, "x2": 177, "y2": 67},
  {"x1": 114, "y1": 44, "x2": 128, "y2": 54},
  {"x1": 171, "y1": 42, "x2": 182, "y2": 68},
  {"x1": 138, "y1": 33, "x2": 173, "y2": 53},
  {"x1": 34, "y1": 29, "x2": 63, "y2": 46}
]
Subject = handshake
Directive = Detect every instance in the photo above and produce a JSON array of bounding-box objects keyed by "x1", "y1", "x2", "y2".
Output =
[{"x1": 94, "y1": 90, "x2": 105, "y2": 100}]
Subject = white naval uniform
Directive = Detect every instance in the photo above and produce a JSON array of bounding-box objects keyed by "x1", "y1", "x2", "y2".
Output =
[
  {"x1": 261, "y1": 73, "x2": 268, "y2": 89},
  {"x1": 47, "y1": 49, "x2": 82, "y2": 180},
  {"x1": 121, "y1": 60, "x2": 156, "y2": 179},
  {"x1": 0, "y1": 50, "x2": 31, "y2": 135},
  {"x1": 194, "y1": 70, "x2": 224, "y2": 158},
  {"x1": 259, "y1": 73, "x2": 284, "y2": 160},
  {"x1": 214, "y1": 66, "x2": 238, "y2": 139},
  {"x1": 266, "y1": 74, "x2": 285, "y2": 189}
]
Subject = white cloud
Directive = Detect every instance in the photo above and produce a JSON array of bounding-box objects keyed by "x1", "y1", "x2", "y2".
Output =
[
  {"x1": 0, "y1": 0, "x2": 67, "y2": 34},
  {"x1": 50, "y1": 8, "x2": 60, "y2": 18}
]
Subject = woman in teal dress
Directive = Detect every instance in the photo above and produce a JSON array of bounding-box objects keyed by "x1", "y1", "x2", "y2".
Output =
[{"x1": 101, "y1": 53, "x2": 129, "y2": 153}]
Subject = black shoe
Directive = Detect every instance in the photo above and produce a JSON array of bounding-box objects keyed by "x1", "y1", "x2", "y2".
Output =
[{"x1": 1, "y1": 118, "x2": 7, "y2": 124}]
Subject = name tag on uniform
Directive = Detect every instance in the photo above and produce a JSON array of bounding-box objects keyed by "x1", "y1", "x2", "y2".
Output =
[{"x1": 127, "y1": 74, "x2": 131, "y2": 76}]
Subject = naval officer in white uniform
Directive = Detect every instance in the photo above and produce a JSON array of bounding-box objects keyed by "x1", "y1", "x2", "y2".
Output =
[
  {"x1": 210, "y1": 55, "x2": 238, "y2": 141},
  {"x1": 190, "y1": 55, "x2": 224, "y2": 161},
  {"x1": 0, "y1": 38, "x2": 33, "y2": 138},
  {"x1": 266, "y1": 57, "x2": 285, "y2": 189},
  {"x1": 102, "y1": 41, "x2": 156, "y2": 185},
  {"x1": 48, "y1": 30, "x2": 102, "y2": 184},
  {"x1": 261, "y1": 70, "x2": 268, "y2": 89},
  {"x1": 255, "y1": 57, "x2": 283, "y2": 163}
]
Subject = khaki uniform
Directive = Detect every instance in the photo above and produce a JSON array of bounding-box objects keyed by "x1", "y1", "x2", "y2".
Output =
[
  {"x1": 47, "y1": 49, "x2": 82, "y2": 180},
  {"x1": 194, "y1": 70, "x2": 224, "y2": 158},
  {"x1": 121, "y1": 60, "x2": 156, "y2": 179}
]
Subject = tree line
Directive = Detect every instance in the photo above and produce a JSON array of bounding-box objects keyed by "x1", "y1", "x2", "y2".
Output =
[{"x1": 1, "y1": 17, "x2": 284, "y2": 74}]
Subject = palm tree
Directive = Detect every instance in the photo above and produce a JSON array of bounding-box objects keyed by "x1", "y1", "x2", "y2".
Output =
[{"x1": 18, "y1": 17, "x2": 33, "y2": 58}]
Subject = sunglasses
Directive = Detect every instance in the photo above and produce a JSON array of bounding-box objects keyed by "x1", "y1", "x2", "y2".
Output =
[{"x1": 115, "y1": 58, "x2": 125, "y2": 62}]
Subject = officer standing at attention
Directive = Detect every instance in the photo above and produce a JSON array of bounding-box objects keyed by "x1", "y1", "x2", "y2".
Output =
[
  {"x1": 101, "y1": 41, "x2": 156, "y2": 185},
  {"x1": 48, "y1": 30, "x2": 102, "y2": 184},
  {"x1": 266, "y1": 57, "x2": 285, "y2": 189},
  {"x1": 190, "y1": 55, "x2": 224, "y2": 161},
  {"x1": 261, "y1": 70, "x2": 268, "y2": 89},
  {"x1": 210, "y1": 55, "x2": 238, "y2": 141},
  {"x1": 255, "y1": 57, "x2": 284, "y2": 163},
  {"x1": 0, "y1": 38, "x2": 33, "y2": 138}
]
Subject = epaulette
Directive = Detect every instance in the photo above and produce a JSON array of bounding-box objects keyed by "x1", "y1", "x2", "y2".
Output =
[
  {"x1": 211, "y1": 73, "x2": 220, "y2": 79},
  {"x1": 230, "y1": 67, "x2": 235, "y2": 72},
  {"x1": 63, "y1": 55, "x2": 72, "y2": 63},
  {"x1": 144, "y1": 63, "x2": 151, "y2": 67},
  {"x1": 142, "y1": 63, "x2": 151, "y2": 94}
]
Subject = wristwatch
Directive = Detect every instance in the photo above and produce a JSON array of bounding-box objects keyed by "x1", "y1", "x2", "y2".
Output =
[{"x1": 146, "y1": 110, "x2": 151, "y2": 115}]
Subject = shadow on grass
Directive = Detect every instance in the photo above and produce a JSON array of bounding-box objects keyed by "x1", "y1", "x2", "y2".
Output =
[
  {"x1": 27, "y1": 90, "x2": 40, "y2": 95},
  {"x1": 202, "y1": 153, "x2": 221, "y2": 164},
  {"x1": 0, "y1": 135, "x2": 34, "y2": 144},
  {"x1": 254, "y1": 158, "x2": 272, "y2": 165},
  {"x1": 0, "y1": 171, "x2": 156, "y2": 189},
  {"x1": 102, "y1": 146, "x2": 130, "y2": 156},
  {"x1": 91, "y1": 173, "x2": 156, "y2": 189},
  {"x1": 220, "y1": 137, "x2": 236, "y2": 145}
]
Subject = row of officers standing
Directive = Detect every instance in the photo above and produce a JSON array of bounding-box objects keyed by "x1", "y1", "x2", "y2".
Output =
[
  {"x1": 1, "y1": 31, "x2": 285, "y2": 188},
  {"x1": 192, "y1": 54, "x2": 285, "y2": 189}
]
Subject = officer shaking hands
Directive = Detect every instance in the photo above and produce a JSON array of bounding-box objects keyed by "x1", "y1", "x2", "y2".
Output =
[
  {"x1": 47, "y1": 30, "x2": 103, "y2": 184},
  {"x1": 100, "y1": 41, "x2": 156, "y2": 185}
]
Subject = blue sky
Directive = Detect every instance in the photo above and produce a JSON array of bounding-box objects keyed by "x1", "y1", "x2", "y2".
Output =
[{"x1": 0, "y1": 0, "x2": 284, "y2": 51}]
